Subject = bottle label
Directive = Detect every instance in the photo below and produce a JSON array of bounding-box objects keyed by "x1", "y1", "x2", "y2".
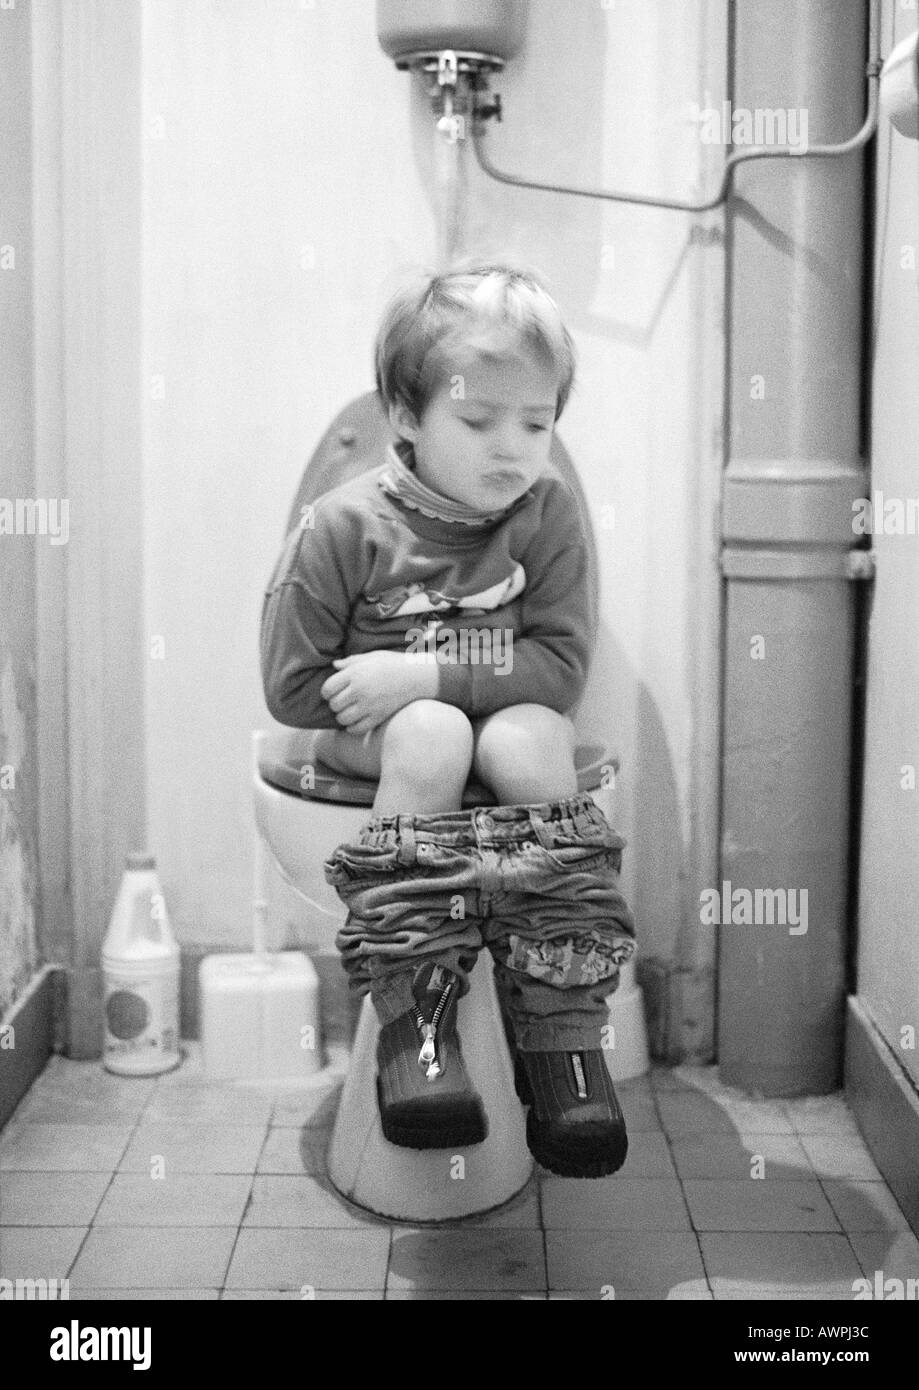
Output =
[{"x1": 104, "y1": 975, "x2": 179, "y2": 1060}]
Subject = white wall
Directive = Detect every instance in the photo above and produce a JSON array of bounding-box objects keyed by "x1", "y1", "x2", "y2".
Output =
[
  {"x1": 140, "y1": 0, "x2": 726, "y2": 1043},
  {"x1": 855, "y1": 0, "x2": 919, "y2": 1088}
]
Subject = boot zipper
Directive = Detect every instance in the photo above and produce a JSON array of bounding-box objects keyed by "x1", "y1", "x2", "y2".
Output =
[
  {"x1": 570, "y1": 1052, "x2": 588, "y2": 1099},
  {"x1": 415, "y1": 979, "x2": 454, "y2": 1081}
]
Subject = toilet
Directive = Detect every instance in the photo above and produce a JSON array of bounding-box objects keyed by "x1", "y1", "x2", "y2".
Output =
[{"x1": 253, "y1": 390, "x2": 648, "y2": 1219}]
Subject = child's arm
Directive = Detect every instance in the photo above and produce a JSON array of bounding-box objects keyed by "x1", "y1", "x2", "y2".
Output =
[
  {"x1": 435, "y1": 475, "x2": 592, "y2": 717},
  {"x1": 260, "y1": 504, "x2": 363, "y2": 730}
]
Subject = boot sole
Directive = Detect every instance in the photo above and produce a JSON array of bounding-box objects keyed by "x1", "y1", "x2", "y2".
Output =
[
  {"x1": 376, "y1": 1077, "x2": 488, "y2": 1150},
  {"x1": 514, "y1": 1054, "x2": 629, "y2": 1178}
]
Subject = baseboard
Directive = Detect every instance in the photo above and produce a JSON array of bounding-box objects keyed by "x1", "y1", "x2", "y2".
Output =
[
  {"x1": 845, "y1": 995, "x2": 919, "y2": 1238},
  {"x1": 0, "y1": 967, "x2": 58, "y2": 1131}
]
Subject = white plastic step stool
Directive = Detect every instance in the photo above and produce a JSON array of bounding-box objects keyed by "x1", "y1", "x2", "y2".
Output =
[{"x1": 327, "y1": 957, "x2": 532, "y2": 1223}]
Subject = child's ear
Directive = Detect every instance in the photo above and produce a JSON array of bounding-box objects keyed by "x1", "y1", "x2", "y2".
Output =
[{"x1": 389, "y1": 399, "x2": 420, "y2": 443}]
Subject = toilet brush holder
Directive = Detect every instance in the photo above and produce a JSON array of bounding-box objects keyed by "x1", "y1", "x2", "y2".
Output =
[{"x1": 199, "y1": 824, "x2": 322, "y2": 1081}]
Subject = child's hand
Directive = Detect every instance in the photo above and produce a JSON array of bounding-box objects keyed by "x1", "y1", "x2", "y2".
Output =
[{"x1": 320, "y1": 651, "x2": 439, "y2": 736}]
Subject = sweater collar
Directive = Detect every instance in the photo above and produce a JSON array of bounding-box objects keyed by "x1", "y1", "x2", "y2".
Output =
[{"x1": 378, "y1": 441, "x2": 513, "y2": 527}]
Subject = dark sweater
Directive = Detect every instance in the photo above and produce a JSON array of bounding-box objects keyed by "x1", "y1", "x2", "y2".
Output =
[{"x1": 260, "y1": 444, "x2": 592, "y2": 730}]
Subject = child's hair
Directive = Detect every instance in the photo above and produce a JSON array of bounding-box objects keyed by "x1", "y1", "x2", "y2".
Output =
[{"x1": 374, "y1": 259, "x2": 576, "y2": 424}]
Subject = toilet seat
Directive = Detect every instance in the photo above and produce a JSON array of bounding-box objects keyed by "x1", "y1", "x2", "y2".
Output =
[{"x1": 257, "y1": 729, "x2": 617, "y2": 808}]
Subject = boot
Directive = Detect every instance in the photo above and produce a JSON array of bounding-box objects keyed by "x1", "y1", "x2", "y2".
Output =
[
  {"x1": 512, "y1": 1044, "x2": 628, "y2": 1178},
  {"x1": 375, "y1": 961, "x2": 488, "y2": 1150}
]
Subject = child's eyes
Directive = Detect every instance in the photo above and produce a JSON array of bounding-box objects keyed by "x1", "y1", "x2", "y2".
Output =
[{"x1": 460, "y1": 419, "x2": 548, "y2": 433}]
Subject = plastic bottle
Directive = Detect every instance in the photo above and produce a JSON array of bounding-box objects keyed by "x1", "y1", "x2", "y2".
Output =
[{"x1": 102, "y1": 853, "x2": 181, "y2": 1076}]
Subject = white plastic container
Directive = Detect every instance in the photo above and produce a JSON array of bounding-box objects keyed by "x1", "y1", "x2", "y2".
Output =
[
  {"x1": 200, "y1": 951, "x2": 322, "y2": 1081},
  {"x1": 102, "y1": 852, "x2": 181, "y2": 1076}
]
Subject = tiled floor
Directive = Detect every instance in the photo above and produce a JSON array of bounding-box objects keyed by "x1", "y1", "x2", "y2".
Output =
[{"x1": 1, "y1": 1047, "x2": 916, "y2": 1300}]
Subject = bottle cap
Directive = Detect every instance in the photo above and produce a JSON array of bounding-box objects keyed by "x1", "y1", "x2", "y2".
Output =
[{"x1": 125, "y1": 852, "x2": 156, "y2": 871}]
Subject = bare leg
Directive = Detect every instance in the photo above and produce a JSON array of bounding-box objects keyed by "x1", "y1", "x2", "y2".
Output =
[
  {"x1": 314, "y1": 700, "x2": 474, "y2": 815},
  {"x1": 472, "y1": 704, "x2": 578, "y2": 803}
]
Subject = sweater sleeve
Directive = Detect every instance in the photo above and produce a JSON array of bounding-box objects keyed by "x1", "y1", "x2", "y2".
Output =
[
  {"x1": 260, "y1": 503, "x2": 364, "y2": 729},
  {"x1": 435, "y1": 476, "x2": 592, "y2": 718}
]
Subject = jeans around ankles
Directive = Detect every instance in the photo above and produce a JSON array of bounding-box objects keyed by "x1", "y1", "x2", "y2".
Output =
[{"x1": 322, "y1": 791, "x2": 637, "y2": 1051}]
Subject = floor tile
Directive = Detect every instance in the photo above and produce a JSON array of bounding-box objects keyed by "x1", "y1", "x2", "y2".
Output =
[
  {"x1": 846, "y1": 1230, "x2": 919, "y2": 1283},
  {"x1": 0, "y1": 1171, "x2": 111, "y2": 1225},
  {"x1": 119, "y1": 1123, "x2": 266, "y2": 1174},
  {"x1": 94, "y1": 1173, "x2": 252, "y2": 1226},
  {"x1": 26, "y1": 1057, "x2": 156, "y2": 1104},
  {"x1": 10, "y1": 1074, "x2": 155, "y2": 1125},
  {"x1": 242, "y1": 1175, "x2": 385, "y2": 1228},
  {"x1": 618, "y1": 1091, "x2": 663, "y2": 1132},
  {"x1": 711, "y1": 1101, "x2": 794, "y2": 1134},
  {"x1": 143, "y1": 1045, "x2": 205, "y2": 1083},
  {"x1": 0, "y1": 1123, "x2": 133, "y2": 1171},
  {"x1": 546, "y1": 1231, "x2": 706, "y2": 1294},
  {"x1": 670, "y1": 1133, "x2": 812, "y2": 1181},
  {"x1": 453, "y1": 1178, "x2": 541, "y2": 1228},
  {"x1": 700, "y1": 1232, "x2": 864, "y2": 1298},
  {"x1": 798, "y1": 1134, "x2": 883, "y2": 1181},
  {"x1": 549, "y1": 1284, "x2": 712, "y2": 1300},
  {"x1": 388, "y1": 1229, "x2": 545, "y2": 1291},
  {"x1": 713, "y1": 1284, "x2": 862, "y2": 1300},
  {"x1": 0, "y1": 1226, "x2": 88, "y2": 1279},
  {"x1": 143, "y1": 1086, "x2": 273, "y2": 1126},
  {"x1": 542, "y1": 1178, "x2": 691, "y2": 1230},
  {"x1": 257, "y1": 1125, "x2": 330, "y2": 1175},
  {"x1": 386, "y1": 1289, "x2": 544, "y2": 1300},
  {"x1": 70, "y1": 1226, "x2": 237, "y2": 1290},
  {"x1": 223, "y1": 1289, "x2": 383, "y2": 1300},
  {"x1": 682, "y1": 1179, "x2": 841, "y2": 1232},
  {"x1": 616, "y1": 1131, "x2": 677, "y2": 1178},
  {"x1": 69, "y1": 1288, "x2": 220, "y2": 1300},
  {"x1": 649, "y1": 1065, "x2": 727, "y2": 1095},
  {"x1": 226, "y1": 1228, "x2": 390, "y2": 1291},
  {"x1": 270, "y1": 1083, "x2": 343, "y2": 1128},
  {"x1": 654, "y1": 1094, "x2": 741, "y2": 1134},
  {"x1": 820, "y1": 1181, "x2": 911, "y2": 1232},
  {"x1": 782, "y1": 1094, "x2": 861, "y2": 1135}
]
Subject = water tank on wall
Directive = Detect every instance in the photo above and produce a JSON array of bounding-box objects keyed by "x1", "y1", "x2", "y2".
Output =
[{"x1": 377, "y1": 0, "x2": 526, "y2": 63}]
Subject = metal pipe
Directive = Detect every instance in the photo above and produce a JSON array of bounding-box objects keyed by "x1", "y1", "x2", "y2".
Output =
[
  {"x1": 717, "y1": 0, "x2": 874, "y2": 1095},
  {"x1": 470, "y1": 49, "x2": 880, "y2": 215}
]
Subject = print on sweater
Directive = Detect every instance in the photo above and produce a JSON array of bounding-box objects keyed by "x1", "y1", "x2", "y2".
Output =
[{"x1": 365, "y1": 563, "x2": 526, "y2": 619}]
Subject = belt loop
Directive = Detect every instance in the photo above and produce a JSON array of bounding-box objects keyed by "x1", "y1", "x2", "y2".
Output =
[
  {"x1": 396, "y1": 814, "x2": 416, "y2": 865},
  {"x1": 527, "y1": 805, "x2": 556, "y2": 851}
]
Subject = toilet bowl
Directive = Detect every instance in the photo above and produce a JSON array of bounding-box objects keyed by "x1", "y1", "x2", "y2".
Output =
[{"x1": 253, "y1": 390, "x2": 648, "y2": 1218}]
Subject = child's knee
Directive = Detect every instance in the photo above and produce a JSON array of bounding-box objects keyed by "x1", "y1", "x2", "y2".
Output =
[
  {"x1": 383, "y1": 700, "x2": 474, "y2": 774},
  {"x1": 475, "y1": 705, "x2": 575, "y2": 782}
]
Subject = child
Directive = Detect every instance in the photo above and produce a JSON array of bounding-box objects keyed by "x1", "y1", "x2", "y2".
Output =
[{"x1": 260, "y1": 261, "x2": 636, "y2": 1177}]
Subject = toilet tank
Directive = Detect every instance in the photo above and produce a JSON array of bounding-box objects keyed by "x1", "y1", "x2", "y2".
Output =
[{"x1": 376, "y1": 0, "x2": 527, "y2": 61}]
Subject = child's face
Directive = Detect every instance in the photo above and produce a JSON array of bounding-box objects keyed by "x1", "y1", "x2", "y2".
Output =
[{"x1": 392, "y1": 352, "x2": 559, "y2": 511}]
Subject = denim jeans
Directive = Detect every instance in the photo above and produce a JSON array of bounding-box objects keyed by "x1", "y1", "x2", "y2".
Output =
[{"x1": 322, "y1": 791, "x2": 636, "y2": 1051}]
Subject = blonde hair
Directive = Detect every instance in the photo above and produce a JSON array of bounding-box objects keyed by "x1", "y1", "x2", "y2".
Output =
[{"x1": 374, "y1": 260, "x2": 576, "y2": 423}]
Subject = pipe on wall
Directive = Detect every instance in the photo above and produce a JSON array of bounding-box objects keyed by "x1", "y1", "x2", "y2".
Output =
[{"x1": 718, "y1": 0, "x2": 872, "y2": 1094}]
